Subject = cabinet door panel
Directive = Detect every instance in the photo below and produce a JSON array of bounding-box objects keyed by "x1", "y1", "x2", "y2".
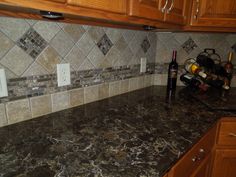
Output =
[
  {"x1": 67, "y1": 0, "x2": 127, "y2": 14},
  {"x1": 164, "y1": 0, "x2": 189, "y2": 25},
  {"x1": 191, "y1": 0, "x2": 236, "y2": 27},
  {"x1": 212, "y1": 149, "x2": 236, "y2": 177},
  {"x1": 128, "y1": 0, "x2": 164, "y2": 21},
  {"x1": 190, "y1": 155, "x2": 211, "y2": 177}
]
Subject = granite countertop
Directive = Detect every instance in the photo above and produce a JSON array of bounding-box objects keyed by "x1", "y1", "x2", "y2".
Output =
[{"x1": 1, "y1": 86, "x2": 236, "y2": 177}]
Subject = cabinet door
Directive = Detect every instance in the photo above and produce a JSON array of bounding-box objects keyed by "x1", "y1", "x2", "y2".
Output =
[
  {"x1": 67, "y1": 0, "x2": 127, "y2": 14},
  {"x1": 211, "y1": 149, "x2": 236, "y2": 177},
  {"x1": 190, "y1": 155, "x2": 211, "y2": 177},
  {"x1": 190, "y1": 0, "x2": 236, "y2": 28},
  {"x1": 128, "y1": 0, "x2": 165, "y2": 21},
  {"x1": 164, "y1": 0, "x2": 189, "y2": 25}
]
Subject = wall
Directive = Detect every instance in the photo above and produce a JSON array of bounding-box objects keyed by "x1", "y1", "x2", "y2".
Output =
[
  {"x1": 154, "y1": 32, "x2": 236, "y2": 86},
  {"x1": 0, "y1": 17, "x2": 156, "y2": 127}
]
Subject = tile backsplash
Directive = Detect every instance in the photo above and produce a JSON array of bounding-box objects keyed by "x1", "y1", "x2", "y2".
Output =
[{"x1": 0, "y1": 16, "x2": 236, "y2": 127}]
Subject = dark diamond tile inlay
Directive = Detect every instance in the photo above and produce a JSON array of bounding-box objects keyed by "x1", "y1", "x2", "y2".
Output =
[
  {"x1": 182, "y1": 37, "x2": 198, "y2": 54},
  {"x1": 17, "y1": 28, "x2": 47, "y2": 59},
  {"x1": 141, "y1": 37, "x2": 151, "y2": 53},
  {"x1": 97, "y1": 34, "x2": 113, "y2": 55}
]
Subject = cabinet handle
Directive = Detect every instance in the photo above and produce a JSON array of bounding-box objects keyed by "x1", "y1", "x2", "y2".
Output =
[
  {"x1": 229, "y1": 133, "x2": 236, "y2": 137},
  {"x1": 194, "y1": 0, "x2": 200, "y2": 19},
  {"x1": 192, "y1": 156, "x2": 198, "y2": 162},
  {"x1": 197, "y1": 148, "x2": 205, "y2": 161},
  {"x1": 161, "y1": 0, "x2": 169, "y2": 13},
  {"x1": 166, "y1": 0, "x2": 174, "y2": 14}
]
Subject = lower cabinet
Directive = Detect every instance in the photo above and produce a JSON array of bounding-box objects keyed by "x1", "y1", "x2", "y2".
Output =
[
  {"x1": 190, "y1": 155, "x2": 211, "y2": 177},
  {"x1": 211, "y1": 149, "x2": 236, "y2": 177}
]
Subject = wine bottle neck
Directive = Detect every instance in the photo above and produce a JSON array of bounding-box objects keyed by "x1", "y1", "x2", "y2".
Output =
[
  {"x1": 172, "y1": 50, "x2": 177, "y2": 62},
  {"x1": 228, "y1": 52, "x2": 233, "y2": 62}
]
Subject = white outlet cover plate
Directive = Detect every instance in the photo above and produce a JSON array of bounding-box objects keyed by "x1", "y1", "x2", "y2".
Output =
[
  {"x1": 57, "y1": 63, "x2": 71, "y2": 87},
  {"x1": 0, "y1": 69, "x2": 8, "y2": 98},
  {"x1": 140, "y1": 57, "x2": 147, "y2": 73}
]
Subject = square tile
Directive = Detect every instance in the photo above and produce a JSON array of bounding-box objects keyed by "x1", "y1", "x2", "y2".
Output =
[
  {"x1": 84, "y1": 85, "x2": 99, "y2": 104},
  {"x1": 6, "y1": 99, "x2": 31, "y2": 124},
  {"x1": 0, "y1": 64, "x2": 17, "y2": 79},
  {"x1": 105, "y1": 28, "x2": 122, "y2": 44},
  {"x1": 69, "y1": 88, "x2": 84, "y2": 107},
  {"x1": 65, "y1": 45, "x2": 86, "y2": 70},
  {"x1": 88, "y1": 26, "x2": 105, "y2": 43},
  {"x1": 0, "y1": 17, "x2": 30, "y2": 42},
  {"x1": 120, "y1": 79, "x2": 129, "y2": 94},
  {"x1": 30, "y1": 95, "x2": 52, "y2": 118},
  {"x1": 87, "y1": 46, "x2": 105, "y2": 68},
  {"x1": 122, "y1": 29, "x2": 135, "y2": 44},
  {"x1": 115, "y1": 36, "x2": 128, "y2": 53},
  {"x1": 17, "y1": 28, "x2": 47, "y2": 59},
  {"x1": 33, "y1": 21, "x2": 61, "y2": 42},
  {"x1": 98, "y1": 83, "x2": 109, "y2": 100},
  {"x1": 97, "y1": 34, "x2": 113, "y2": 55},
  {"x1": 77, "y1": 32, "x2": 95, "y2": 56},
  {"x1": 0, "y1": 45, "x2": 34, "y2": 76},
  {"x1": 78, "y1": 58, "x2": 95, "y2": 71},
  {"x1": 63, "y1": 24, "x2": 86, "y2": 42},
  {"x1": 36, "y1": 46, "x2": 61, "y2": 73},
  {"x1": 141, "y1": 37, "x2": 151, "y2": 53},
  {"x1": 181, "y1": 37, "x2": 198, "y2": 54},
  {"x1": 109, "y1": 81, "x2": 121, "y2": 97},
  {"x1": 0, "y1": 103, "x2": 7, "y2": 127},
  {"x1": 22, "y1": 62, "x2": 49, "y2": 77},
  {"x1": 0, "y1": 31, "x2": 14, "y2": 58},
  {"x1": 51, "y1": 91, "x2": 70, "y2": 112},
  {"x1": 50, "y1": 30, "x2": 75, "y2": 57}
]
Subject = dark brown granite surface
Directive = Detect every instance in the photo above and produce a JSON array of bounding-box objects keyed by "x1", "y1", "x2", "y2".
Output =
[{"x1": 0, "y1": 86, "x2": 236, "y2": 177}]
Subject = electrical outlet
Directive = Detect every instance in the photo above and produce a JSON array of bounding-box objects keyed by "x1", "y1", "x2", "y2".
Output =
[
  {"x1": 140, "y1": 57, "x2": 147, "y2": 73},
  {"x1": 57, "y1": 64, "x2": 71, "y2": 87},
  {"x1": 0, "y1": 69, "x2": 8, "y2": 98}
]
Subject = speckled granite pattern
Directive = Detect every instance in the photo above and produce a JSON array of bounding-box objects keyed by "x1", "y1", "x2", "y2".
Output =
[{"x1": 0, "y1": 86, "x2": 236, "y2": 177}]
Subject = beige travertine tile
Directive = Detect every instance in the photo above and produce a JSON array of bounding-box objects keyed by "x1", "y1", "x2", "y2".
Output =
[
  {"x1": 76, "y1": 32, "x2": 95, "y2": 56},
  {"x1": 0, "y1": 64, "x2": 17, "y2": 79},
  {"x1": 115, "y1": 36, "x2": 128, "y2": 53},
  {"x1": 33, "y1": 21, "x2": 60, "y2": 42},
  {"x1": 50, "y1": 30, "x2": 74, "y2": 57},
  {"x1": 0, "y1": 31, "x2": 14, "y2": 58},
  {"x1": 98, "y1": 83, "x2": 109, "y2": 100},
  {"x1": 137, "y1": 76, "x2": 144, "y2": 89},
  {"x1": 22, "y1": 62, "x2": 49, "y2": 77},
  {"x1": 120, "y1": 79, "x2": 129, "y2": 94},
  {"x1": 88, "y1": 26, "x2": 105, "y2": 43},
  {"x1": 51, "y1": 91, "x2": 70, "y2": 112},
  {"x1": 30, "y1": 95, "x2": 52, "y2": 118},
  {"x1": 0, "y1": 103, "x2": 7, "y2": 127},
  {"x1": 105, "y1": 28, "x2": 122, "y2": 44},
  {"x1": 122, "y1": 29, "x2": 135, "y2": 44},
  {"x1": 0, "y1": 17, "x2": 30, "y2": 42},
  {"x1": 78, "y1": 58, "x2": 95, "y2": 71},
  {"x1": 153, "y1": 74, "x2": 167, "y2": 86},
  {"x1": 103, "y1": 47, "x2": 121, "y2": 67},
  {"x1": 144, "y1": 75, "x2": 153, "y2": 87},
  {"x1": 87, "y1": 46, "x2": 105, "y2": 68},
  {"x1": 36, "y1": 46, "x2": 61, "y2": 73},
  {"x1": 69, "y1": 88, "x2": 84, "y2": 107},
  {"x1": 129, "y1": 77, "x2": 139, "y2": 91},
  {"x1": 84, "y1": 85, "x2": 99, "y2": 104},
  {"x1": 63, "y1": 24, "x2": 85, "y2": 42},
  {"x1": 64, "y1": 45, "x2": 86, "y2": 69},
  {"x1": 0, "y1": 45, "x2": 34, "y2": 76},
  {"x1": 6, "y1": 99, "x2": 31, "y2": 124},
  {"x1": 109, "y1": 81, "x2": 121, "y2": 97}
]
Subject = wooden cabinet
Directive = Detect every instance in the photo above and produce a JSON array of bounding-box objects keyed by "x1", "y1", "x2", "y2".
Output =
[
  {"x1": 128, "y1": 0, "x2": 188, "y2": 25},
  {"x1": 211, "y1": 149, "x2": 236, "y2": 177},
  {"x1": 168, "y1": 124, "x2": 216, "y2": 177},
  {"x1": 164, "y1": 0, "x2": 189, "y2": 25},
  {"x1": 128, "y1": 0, "x2": 165, "y2": 21},
  {"x1": 211, "y1": 118, "x2": 236, "y2": 177},
  {"x1": 190, "y1": 0, "x2": 236, "y2": 28},
  {"x1": 67, "y1": 0, "x2": 127, "y2": 14}
]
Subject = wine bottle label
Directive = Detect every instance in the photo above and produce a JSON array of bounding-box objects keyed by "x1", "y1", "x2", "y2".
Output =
[
  {"x1": 226, "y1": 68, "x2": 232, "y2": 74},
  {"x1": 169, "y1": 69, "x2": 178, "y2": 78},
  {"x1": 198, "y1": 71, "x2": 207, "y2": 78}
]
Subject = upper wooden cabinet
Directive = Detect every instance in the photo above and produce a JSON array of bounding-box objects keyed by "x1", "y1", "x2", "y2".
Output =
[
  {"x1": 128, "y1": 0, "x2": 188, "y2": 25},
  {"x1": 190, "y1": 0, "x2": 236, "y2": 28},
  {"x1": 128, "y1": 0, "x2": 165, "y2": 21},
  {"x1": 164, "y1": 0, "x2": 189, "y2": 25},
  {"x1": 67, "y1": 0, "x2": 127, "y2": 14}
]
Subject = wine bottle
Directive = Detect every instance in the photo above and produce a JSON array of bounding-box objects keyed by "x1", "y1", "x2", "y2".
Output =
[
  {"x1": 167, "y1": 50, "x2": 178, "y2": 91},
  {"x1": 224, "y1": 52, "x2": 234, "y2": 86},
  {"x1": 180, "y1": 74, "x2": 202, "y2": 88},
  {"x1": 185, "y1": 59, "x2": 207, "y2": 79}
]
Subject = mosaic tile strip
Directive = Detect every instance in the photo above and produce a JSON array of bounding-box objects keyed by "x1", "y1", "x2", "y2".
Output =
[
  {"x1": 17, "y1": 28, "x2": 47, "y2": 59},
  {"x1": 0, "y1": 63, "x2": 155, "y2": 103}
]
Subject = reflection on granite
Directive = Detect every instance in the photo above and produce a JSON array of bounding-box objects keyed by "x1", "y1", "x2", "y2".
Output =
[{"x1": 0, "y1": 86, "x2": 235, "y2": 177}]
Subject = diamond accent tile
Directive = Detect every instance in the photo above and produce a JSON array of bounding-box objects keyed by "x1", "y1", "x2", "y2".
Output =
[
  {"x1": 141, "y1": 37, "x2": 151, "y2": 53},
  {"x1": 97, "y1": 34, "x2": 113, "y2": 55},
  {"x1": 181, "y1": 37, "x2": 198, "y2": 54},
  {"x1": 17, "y1": 28, "x2": 47, "y2": 59}
]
